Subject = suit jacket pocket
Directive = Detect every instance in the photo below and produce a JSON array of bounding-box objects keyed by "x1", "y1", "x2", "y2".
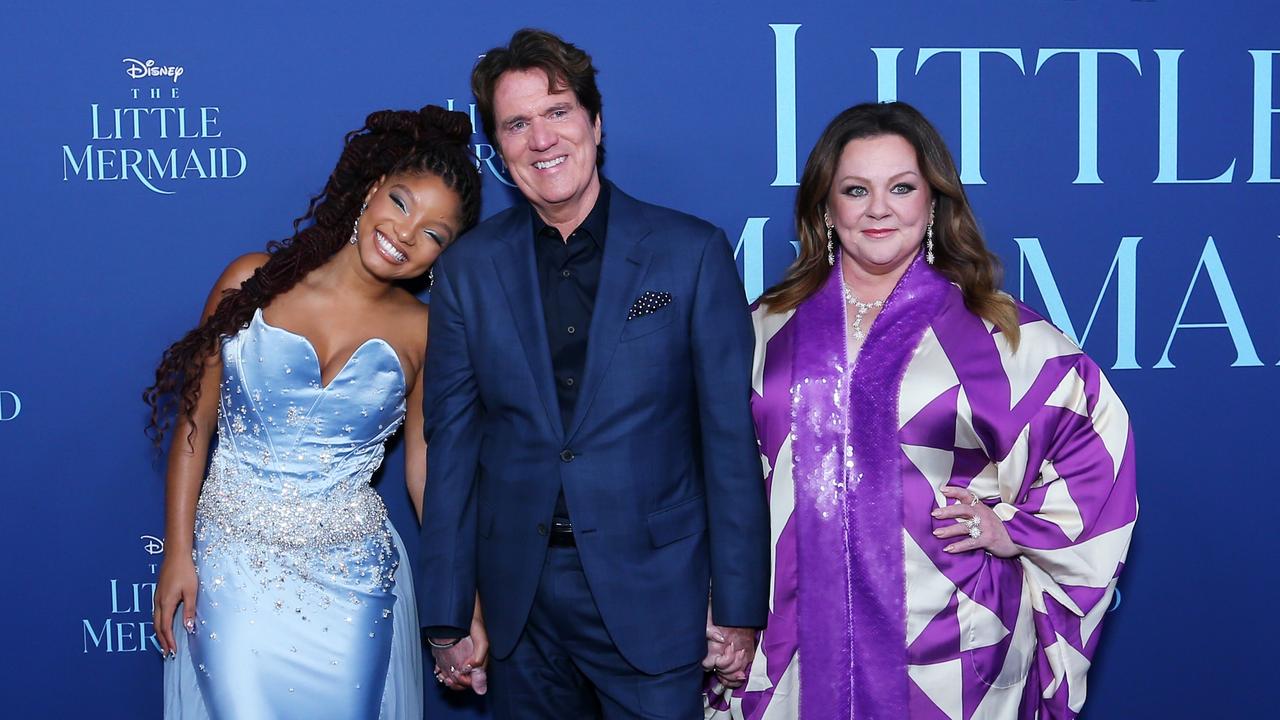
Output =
[
  {"x1": 646, "y1": 494, "x2": 707, "y2": 547},
  {"x1": 620, "y1": 306, "x2": 675, "y2": 343}
]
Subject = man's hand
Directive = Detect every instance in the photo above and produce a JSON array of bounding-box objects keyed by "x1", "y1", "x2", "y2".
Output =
[{"x1": 702, "y1": 606, "x2": 756, "y2": 689}]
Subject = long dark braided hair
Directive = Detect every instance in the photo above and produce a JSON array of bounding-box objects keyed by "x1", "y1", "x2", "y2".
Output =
[{"x1": 144, "y1": 105, "x2": 481, "y2": 446}]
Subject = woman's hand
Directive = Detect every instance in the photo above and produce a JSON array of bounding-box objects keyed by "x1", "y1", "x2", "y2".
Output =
[
  {"x1": 153, "y1": 555, "x2": 198, "y2": 658},
  {"x1": 932, "y1": 486, "x2": 1019, "y2": 558}
]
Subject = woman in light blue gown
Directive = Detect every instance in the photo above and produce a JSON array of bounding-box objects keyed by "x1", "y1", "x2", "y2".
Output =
[{"x1": 146, "y1": 105, "x2": 484, "y2": 719}]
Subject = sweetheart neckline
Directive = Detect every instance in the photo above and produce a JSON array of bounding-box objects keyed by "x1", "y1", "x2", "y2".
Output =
[{"x1": 253, "y1": 308, "x2": 407, "y2": 391}]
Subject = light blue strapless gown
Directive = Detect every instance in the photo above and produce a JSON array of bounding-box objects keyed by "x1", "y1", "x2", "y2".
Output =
[{"x1": 164, "y1": 308, "x2": 422, "y2": 719}]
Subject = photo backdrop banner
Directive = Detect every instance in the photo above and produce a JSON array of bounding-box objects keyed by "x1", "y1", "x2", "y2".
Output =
[{"x1": 0, "y1": 1, "x2": 1274, "y2": 717}]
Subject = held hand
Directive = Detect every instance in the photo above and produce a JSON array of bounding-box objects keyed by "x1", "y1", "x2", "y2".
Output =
[
  {"x1": 702, "y1": 605, "x2": 728, "y2": 671},
  {"x1": 703, "y1": 606, "x2": 756, "y2": 689},
  {"x1": 933, "y1": 486, "x2": 1019, "y2": 558},
  {"x1": 153, "y1": 556, "x2": 198, "y2": 659},
  {"x1": 466, "y1": 604, "x2": 490, "y2": 695},
  {"x1": 432, "y1": 635, "x2": 486, "y2": 691},
  {"x1": 430, "y1": 608, "x2": 489, "y2": 695}
]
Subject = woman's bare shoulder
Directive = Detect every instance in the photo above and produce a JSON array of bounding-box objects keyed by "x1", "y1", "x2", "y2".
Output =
[{"x1": 213, "y1": 252, "x2": 271, "y2": 293}]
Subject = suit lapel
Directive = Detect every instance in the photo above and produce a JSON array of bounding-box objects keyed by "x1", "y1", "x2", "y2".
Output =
[
  {"x1": 492, "y1": 211, "x2": 565, "y2": 440},
  {"x1": 565, "y1": 189, "x2": 653, "y2": 441}
]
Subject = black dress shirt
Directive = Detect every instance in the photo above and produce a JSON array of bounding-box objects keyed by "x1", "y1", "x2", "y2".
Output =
[{"x1": 532, "y1": 181, "x2": 611, "y2": 521}]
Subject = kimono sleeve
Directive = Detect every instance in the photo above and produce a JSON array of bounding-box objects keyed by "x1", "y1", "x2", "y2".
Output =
[{"x1": 992, "y1": 355, "x2": 1138, "y2": 620}]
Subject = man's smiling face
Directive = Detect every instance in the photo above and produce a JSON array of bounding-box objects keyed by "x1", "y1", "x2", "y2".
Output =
[{"x1": 492, "y1": 68, "x2": 602, "y2": 219}]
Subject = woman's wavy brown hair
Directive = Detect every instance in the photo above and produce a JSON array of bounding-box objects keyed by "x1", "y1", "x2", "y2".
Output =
[
  {"x1": 144, "y1": 105, "x2": 482, "y2": 446},
  {"x1": 759, "y1": 101, "x2": 1019, "y2": 345}
]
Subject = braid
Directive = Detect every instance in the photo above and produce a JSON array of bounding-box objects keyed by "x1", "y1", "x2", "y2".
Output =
[{"x1": 144, "y1": 105, "x2": 481, "y2": 447}]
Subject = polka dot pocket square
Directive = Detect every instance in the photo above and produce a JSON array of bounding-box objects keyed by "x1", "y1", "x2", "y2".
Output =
[{"x1": 626, "y1": 290, "x2": 673, "y2": 320}]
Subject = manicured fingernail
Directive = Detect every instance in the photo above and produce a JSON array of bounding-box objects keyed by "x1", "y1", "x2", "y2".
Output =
[
  {"x1": 944, "y1": 545, "x2": 955, "y2": 552},
  {"x1": 931, "y1": 510, "x2": 941, "y2": 518},
  {"x1": 932, "y1": 529, "x2": 943, "y2": 536},
  {"x1": 713, "y1": 633, "x2": 726, "y2": 642},
  {"x1": 185, "y1": 621, "x2": 195, "y2": 633}
]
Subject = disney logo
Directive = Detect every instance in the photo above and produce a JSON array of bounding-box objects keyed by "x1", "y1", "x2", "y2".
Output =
[
  {"x1": 122, "y1": 58, "x2": 184, "y2": 83},
  {"x1": 140, "y1": 535, "x2": 165, "y2": 555}
]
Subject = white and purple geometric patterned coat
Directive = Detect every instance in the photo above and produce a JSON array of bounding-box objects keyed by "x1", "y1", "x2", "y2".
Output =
[{"x1": 707, "y1": 254, "x2": 1137, "y2": 719}]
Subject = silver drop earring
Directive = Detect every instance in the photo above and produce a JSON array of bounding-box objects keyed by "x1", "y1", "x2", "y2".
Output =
[
  {"x1": 348, "y1": 203, "x2": 367, "y2": 245},
  {"x1": 427, "y1": 267, "x2": 434, "y2": 289},
  {"x1": 925, "y1": 203, "x2": 936, "y2": 265},
  {"x1": 824, "y1": 211, "x2": 836, "y2": 266}
]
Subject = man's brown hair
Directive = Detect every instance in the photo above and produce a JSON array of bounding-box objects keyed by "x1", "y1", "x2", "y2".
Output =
[{"x1": 472, "y1": 28, "x2": 605, "y2": 166}]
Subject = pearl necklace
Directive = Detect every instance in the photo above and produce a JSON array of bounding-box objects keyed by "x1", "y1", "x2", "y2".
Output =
[{"x1": 842, "y1": 285, "x2": 885, "y2": 342}]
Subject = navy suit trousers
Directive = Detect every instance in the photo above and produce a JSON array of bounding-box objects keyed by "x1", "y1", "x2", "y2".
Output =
[{"x1": 488, "y1": 545, "x2": 703, "y2": 720}]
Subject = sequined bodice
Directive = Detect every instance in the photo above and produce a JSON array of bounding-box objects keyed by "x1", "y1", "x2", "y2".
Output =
[{"x1": 197, "y1": 309, "x2": 407, "y2": 552}]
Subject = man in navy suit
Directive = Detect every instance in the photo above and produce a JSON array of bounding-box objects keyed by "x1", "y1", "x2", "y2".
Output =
[{"x1": 419, "y1": 28, "x2": 769, "y2": 718}]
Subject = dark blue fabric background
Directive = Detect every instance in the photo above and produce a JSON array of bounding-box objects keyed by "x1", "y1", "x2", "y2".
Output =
[{"x1": 0, "y1": 1, "x2": 1273, "y2": 716}]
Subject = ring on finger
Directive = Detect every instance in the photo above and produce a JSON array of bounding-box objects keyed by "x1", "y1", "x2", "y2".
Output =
[
  {"x1": 968, "y1": 492, "x2": 980, "y2": 507},
  {"x1": 968, "y1": 524, "x2": 983, "y2": 539}
]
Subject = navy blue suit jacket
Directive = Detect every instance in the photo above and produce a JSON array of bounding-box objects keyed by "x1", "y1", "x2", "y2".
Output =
[{"x1": 418, "y1": 183, "x2": 769, "y2": 674}]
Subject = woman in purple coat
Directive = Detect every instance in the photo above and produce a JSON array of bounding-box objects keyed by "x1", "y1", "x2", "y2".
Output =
[{"x1": 706, "y1": 102, "x2": 1137, "y2": 720}]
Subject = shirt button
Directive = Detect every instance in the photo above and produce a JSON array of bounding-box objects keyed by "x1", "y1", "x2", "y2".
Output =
[
  {"x1": 564, "y1": 377, "x2": 575, "y2": 387},
  {"x1": 566, "y1": 326, "x2": 576, "y2": 334},
  {"x1": 561, "y1": 270, "x2": 571, "y2": 278},
  {"x1": 537, "y1": 523, "x2": 547, "y2": 536},
  {"x1": 560, "y1": 449, "x2": 575, "y2": 462}
]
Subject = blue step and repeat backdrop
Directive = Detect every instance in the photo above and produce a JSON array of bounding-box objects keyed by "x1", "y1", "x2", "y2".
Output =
[{"x1": 1, "y1": 1, "x2": 1274, "y2": 717}]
